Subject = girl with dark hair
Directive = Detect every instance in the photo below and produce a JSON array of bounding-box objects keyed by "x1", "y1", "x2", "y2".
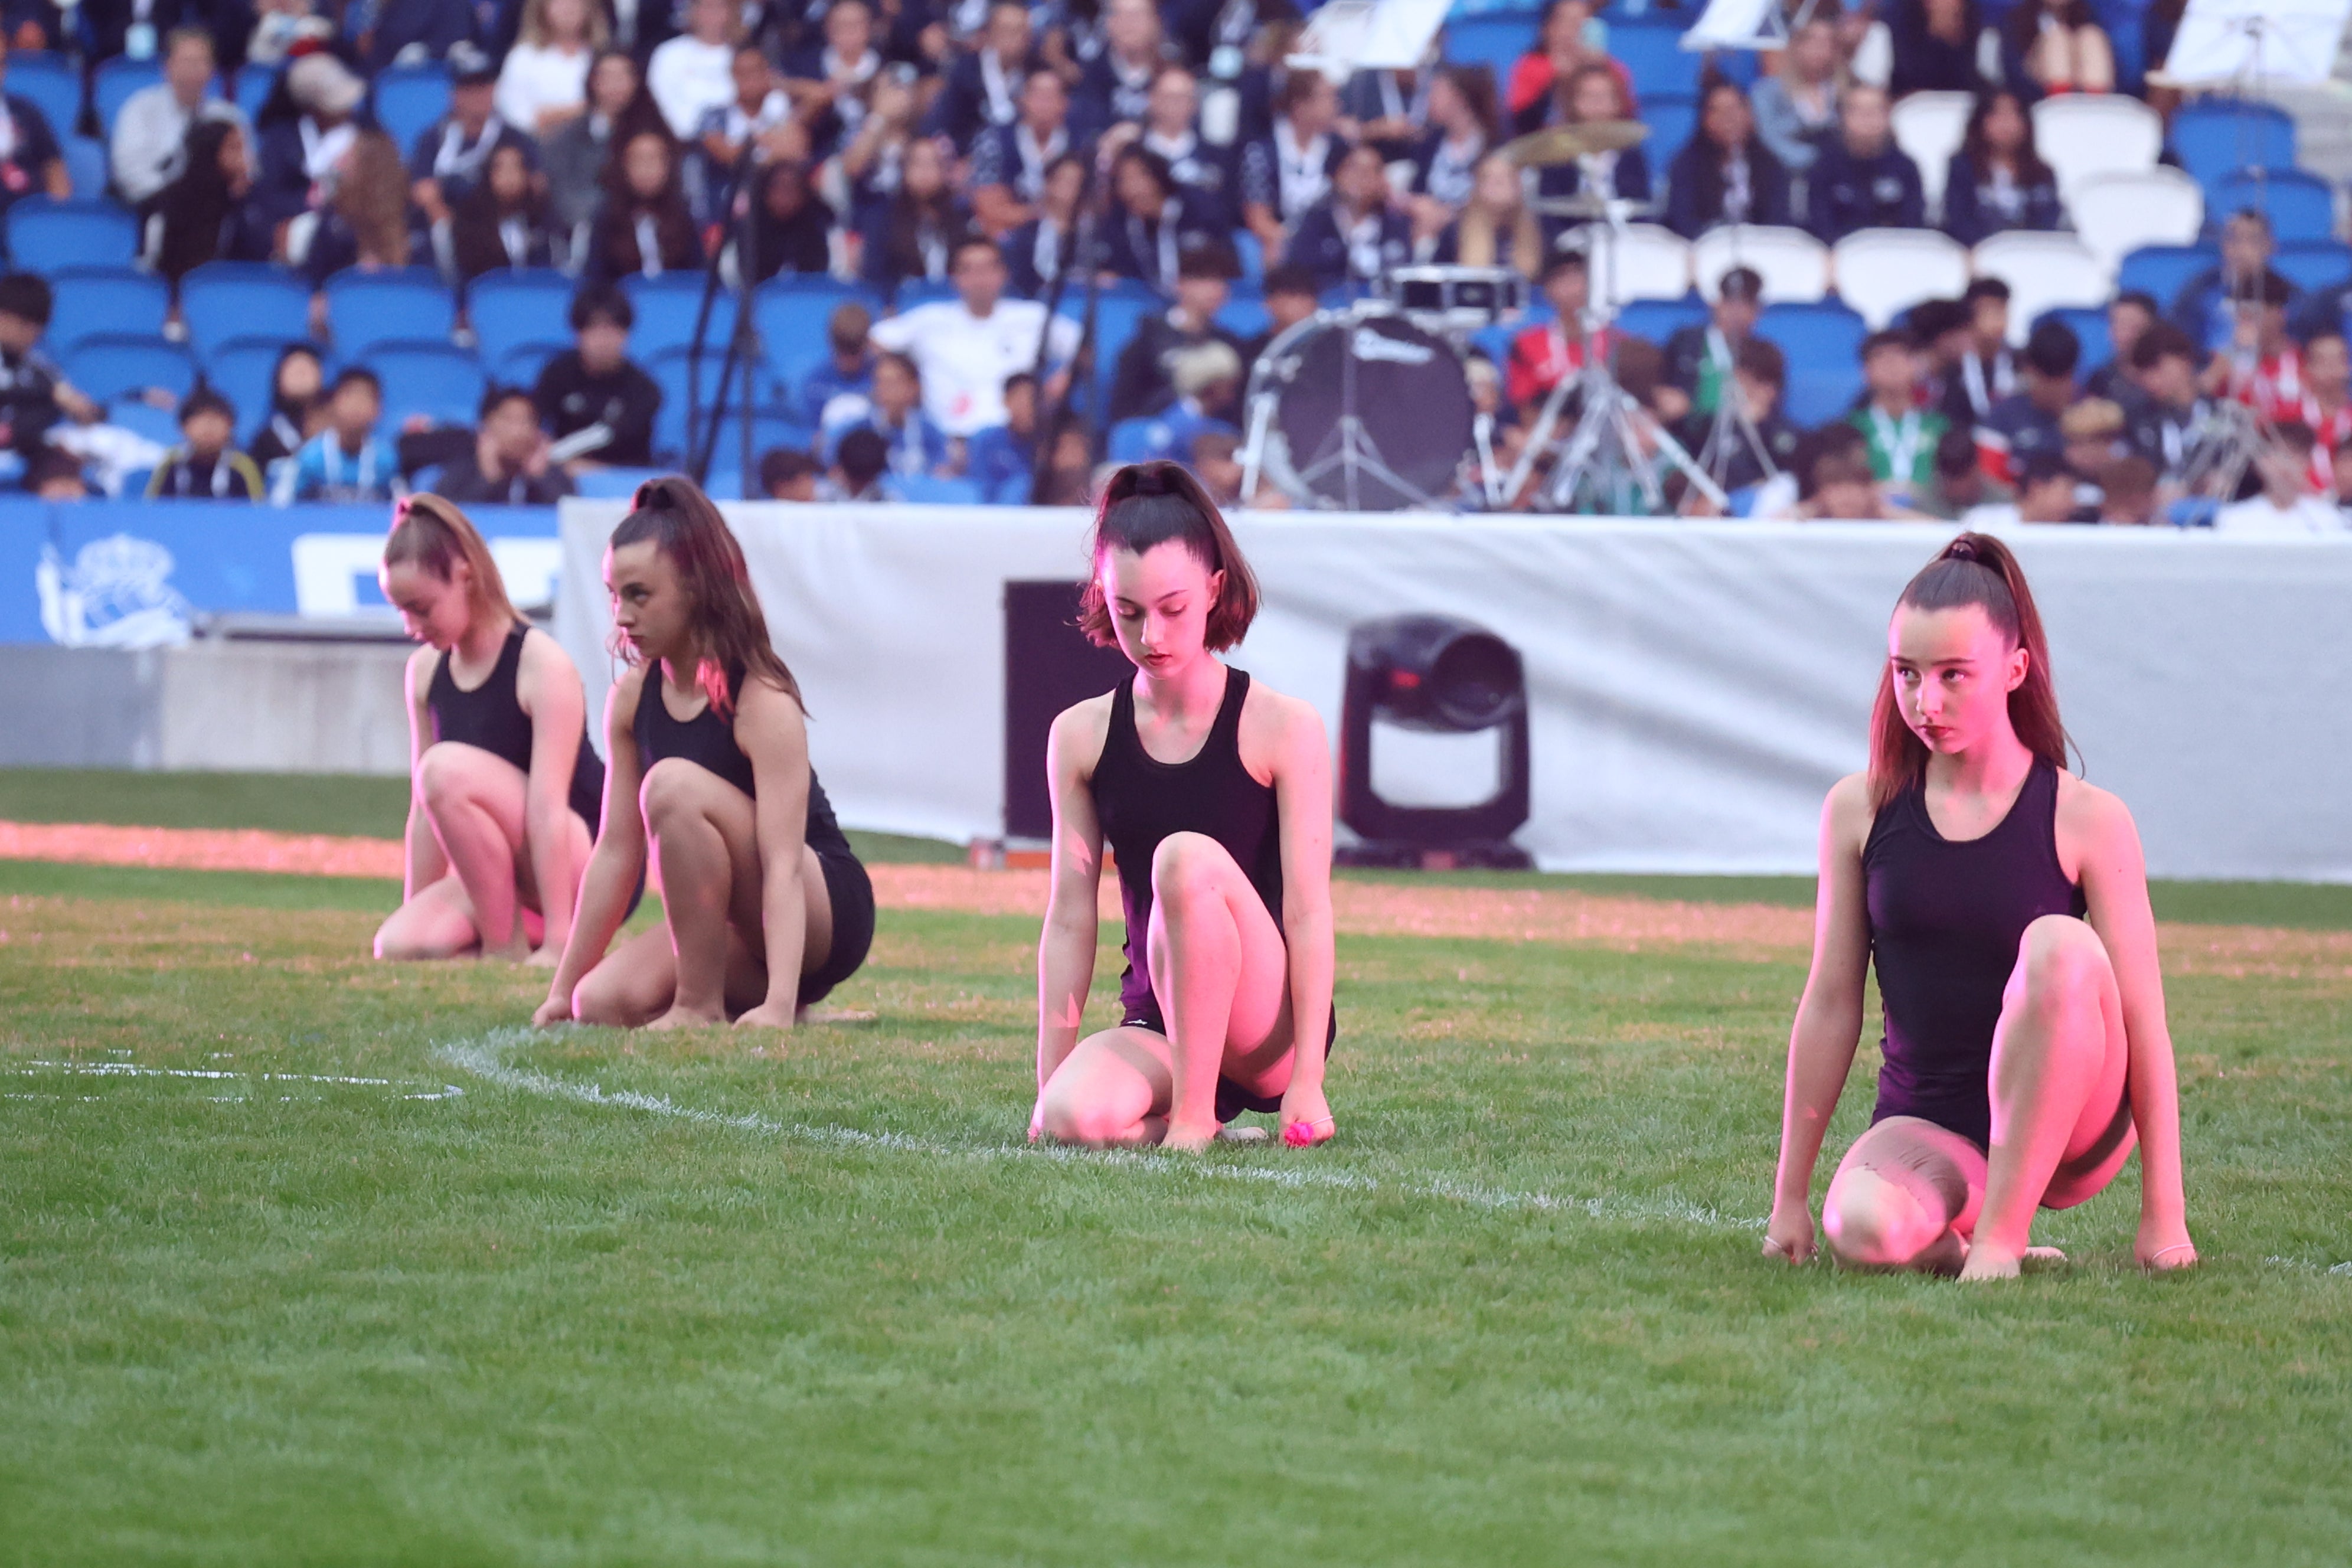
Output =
[
  {"x1": 1532, "y1": 63, "x2": 1650, "y2": 221},
  {"x1": 1005, "y1": 152, "x2": 1085, "y2": 298},
  {"x1": 1665, "y1": 80, "x2": 1791, "y2": 239},
  {"x1": 1889, "y1": 0, "x2": 1987, "y2": 97},
  {"x1": 246, "y1": 343, "x2": 327, "y2": 477},
  {"x1": 1405, "y1": 64, "x2": 1498, "y2": 223},
  {"x1": 588, "y1": 129, "x2": 704, "y2": 281},
  {"x1": 1031, "y1": 460, "x2": 1337, "y2": 1152},
  {"x1": 744, "y1": 158, "x2": 837, "y2": 282},
  {"x1": 1099, "y1": 145, "x2": 1211, "y2": 295},
  {"x1": 1766, "y1": 534, "x2": 2195, "y2": 1280},
  {"x1": 2001, "y1": 0, "x2": 2115, "y2": 95},
  {"x1": 535, "y1": 476, "x2": 874, "y2": 1031},
  {"x1": 375, "y1": 495, "x2": 606, "y2": 963},
  {"x1": 857, "y1": 135, "x2": 972, "y2": 292},
  {"x1": 449, "y1": 140, "x2": 559, "y2": 282},
  {"x1": 1942, "y1": 89, "x2": 2066, "y2": 246},
  {"x1": 153, "y1": 119, "x2": 272, "y2": 282}
]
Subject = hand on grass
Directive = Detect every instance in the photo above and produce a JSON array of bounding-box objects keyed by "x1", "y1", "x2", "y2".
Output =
[
  {"x1": 1762, "y1": 1201, "x2": 1815, "y2": 1264},
  {"x1": 531, "y1": 992, "x2": 572, "y2": 1028},
  {"x1": 733, "y1": 1001, "x2": 796, "y2": 1032},
  {"x1": 1277, "y1": 1080, "x2": 1334, "y2": 1147}
]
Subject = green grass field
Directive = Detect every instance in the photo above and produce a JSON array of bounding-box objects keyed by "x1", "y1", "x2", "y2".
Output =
[{"x1": 3, "y1": 771, "x2": 2350, "y2": 1564}]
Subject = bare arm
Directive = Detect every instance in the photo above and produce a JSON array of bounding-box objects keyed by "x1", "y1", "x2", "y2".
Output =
[
  {"x1": 514, "y1": 631, "x2": 590, "y2": 959},
  {"x1": 1270, "y1": 695, "x2": 1335, "y2": 1111},
  {"x1": 402, "y1": 649, "x2": 448, "y2": 897},
  {"x1": 1037, "y1": 700, "x2": 1109, "y2": 1099},
  {"x1": 536, "y1": 675, "x2": 648, "y2": 1025},
  {"x1": 1766, "y1": 773, "x2": 1876, "y2": 1262},
  {"x1": 733, "y1": 678, "x2": 816, "y2": 1028}
]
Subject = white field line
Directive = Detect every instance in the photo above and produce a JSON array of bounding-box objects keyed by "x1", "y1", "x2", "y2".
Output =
[
  {"x1": 436, "y1": 1029, "x2": 1757, "y2": 1231},
  {"x1": 8, "y1": 1060, "x2": 465, "y2": 1099}
]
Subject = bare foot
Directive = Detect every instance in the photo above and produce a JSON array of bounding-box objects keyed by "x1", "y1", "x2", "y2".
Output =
[
  {"x1": 479, "y1": 932, "x2": 531, "y2": 964},
  {"x1": 1957, "y1": 1241, "x2": 2022, "y2": 1282},
  {"x1": 524, "y1": 946, "x2": 561, "y2": 969},
  {"x1": 1160, "y1": 1119, "x2": 1219, "y2": 1152},
  {"x1": 645, "y1": 1005, "x2": 723, "y2": 1032}
]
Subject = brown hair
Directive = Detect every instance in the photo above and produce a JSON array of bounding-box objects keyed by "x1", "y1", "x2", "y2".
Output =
[
  {"x1": 1453, "y1": 151, "x2": 1544, "y2": 276},
  {"x1": 337, "y1": 129, "x2": 411, "y2": 268},
  {"x1": 606, "y1": 475, "x2": 801, "y2": 717},
  {"x1": 384, "y1": 493, "x2": 518, "y2": 626},
  {"x1": 1868, "y1": 532, "x2": 2071, "y2": 811},
  {"x1": 1077, "y1": 460, "x2": 1259, "y2": 652},
  {"x1": 518, "y1": 0, "x2": 612, "y2": 50}
]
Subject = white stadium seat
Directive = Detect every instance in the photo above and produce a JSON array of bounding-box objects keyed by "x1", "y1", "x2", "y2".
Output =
[
  {"x1": 1830, "y1": 228, "x2": 1973, "y2": 329},
  {"x1": 1593, "y1": 222, "x2": 1694, "y2": 305},
  {"x1": 1892, "y1": 90, "x2": 1971, "y2": 217},
  {"x1": 1693, "y1": 224, "x2": 1830, "y2": 304},
  {"x1": 1971, "y1": 232, "x2": 2115, "y2": 343},
  {"x1": 2064, "y1": 168, "x2": 2206, "y2": 272},
  {"x1": 2032, "y1": 94, "x2": 2163, "y2": 198}
]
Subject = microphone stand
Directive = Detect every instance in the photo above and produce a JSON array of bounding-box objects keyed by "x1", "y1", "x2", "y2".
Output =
[{"x1": 1025, "y1": 153, "x2": 1109, "y2": 505}]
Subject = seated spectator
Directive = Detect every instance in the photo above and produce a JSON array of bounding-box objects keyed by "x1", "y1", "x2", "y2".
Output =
[
  {"x1": 2096, "y1": 453, "x2": 2160, "y2": 525},
  {"x1": 782, "y1": 0, "x2": 884, "y2": 161},
  {"x1": 1108, "y1": 241, "x2": 1245, "y2": 424},
  {"x1": 2174, "y1": 210, "x2": 2287, "y2": 355},
  {"x1": 2216, "y1": 270, "x2": 2301, "y2": 416},
  {"x1": 1032, "y1": 410, "x2": 1097, "y2": 505},
  {"x1": 966, "y1": 371, "x2": 1040, "y2": 502},
  {"x1": 819, "y1": 425, "x2": 897, "y2": 502},
  {"x1": 496, "y1": 0, "x2": 606, "y2": 142},
  {"x1": 1940, "y1": 277, "x2": 2017, "y2": 426},
  {"x1": 449, "y1": 141, "x2": 559, "y2": 281},
  {"x1": 2001, "y1": 0, "x2": 2115, "y2": 95},
  {"x1": 2086, "y1": 290, "x2": 2158, "y2": 402},
  {"x1": 0, "y1": 35, "x2": 67, "y2": 219},
  {"x1": 1848, "y1": 328, "x2": 1946, "y2": 491},
  {"x1": 296, "y1": 128, "x2": 412, "y2": 286},
  {"x1": 253, "y1": 53, "x2": 365, "y2": 230},
  {"x1": 1890, "y1": 0, "x2": 1988, "y2": 97},
  {"x1": 1507, "y1": 0, "x2": 1623, "y2": 130},
  {"x1": 1240, "y1": 70, "x2": 1346, "y2": 262},
  {"x1": 153, "y1": 119, "x2": 273, "y2": 282},
  {"x1": 1943, "y1": 90, "x2": 2064, "y2": 247},
  {"x1": 25, "y1": 446, "x2": 87, "y2": 499},
  {"x1": 534, "y1": 284, "x2": 663, "y2": 470},
  {"x1": 547, "y1": 51, "x2": 661, "y2": 256},
  {"x1": 818, "y1": 349, "x2": 953, "y2": 478},
  {"x1": 247, "y1": 343, "x2": 327, "y2": 478},
  {"x1": 2216, "y1": 423, "x2": 2343, "y2": 532},
  {"x1": 1801, "y1": 448, "x2": 1883, "y2": 521},
  {"x1": 648, "y1": 0, "x2": 741, "y2": 141},
  {"x1": 1508, "y1": 250, "x2": 1608, "y2": 412},
  {"x1": 1534, "y1": 64, "x2": 1651, "y2": 231},
  {"x1": 1081, "y1": 0, "x2": 1177, "y2": 135},
  {"x1": 1667, "y1": 266, "x2": 1763, "y2": 417},
  {"x1": 1979, "y1": 317, "x2": 2080, "y2": 482},
  {"x1": 1667, "y1": 81, "x2": 1791, "y2": 240},
  {"x1": 927, "y1": 1, "x2": 1037, "y2": 152},
  {"x1": 1282, "y1": 143, "x2": 1412, "y2": 295},
  {"x1": 275, "y1": 367, "x2": 401, "y2": 504},
  {"x1": 2059, "y1": 397, "x2": 2128, "y2": 479},
  {"x1": 1128, "y1": 338, "x2": 1244, "y2": 460},
  {"x1": 1965, "y1": 449, "x2": 2085, "y2": 526},
  {"x1": 1191, "y1": 427, "x2": 1250, "y2": 509},
  {"x1": 1402, "y1": 66, "x2": 1497, "y2": 228},
  {"x1": 858, "y1": 136, "x2": 972, "y2": 292},
  {"x1": 794, "y1": 301, "x2": 876, "y2": 428},
  {"x1": 2120, "y1": 323, "x2": 2214, "y2": 484},
  {"x1": 867, "y1": 236, "x2": 1079, "y2": 437},
  {"x1": 1116, "y1": 64, "x2": 1236, "y2": 234},
  {"x1": 690, "y1": 43, "x2": 793, "y2": 225},
  {"x1": 1804, "y1": 85, "x2": 1924, "y2": 243},
  {"x1": 1753, "y1": 14, "x2": 1841, "y2": 176},
  {"x1": 247, "y1": 0, "x2": 337, "y2": 68},
  {"x1": 1005, "y1": 153, "x2": 1086, "y2": 298},
  {"x1": 411, "y1": 43, "x2": 540, "y2": 250},
  {"x1": 146, "y1": 388, "x2": 264, "y2": 501},
  {"x1": 1912, "y1": 424, "x2": 2013, "y2": 520},
  {"x1": 352, "y1": 0, "x2": 473, "y2": 74},
  {"x1": 2281, "y1": 329, "x2": 2352, "y2": 492},
  {"x1": 112, "y1": 27, "x2": 245, "y2": 210},
  {"x1": 585, "y1": 129, "x2": 703, "y2": 280},
  {"x1": 436, "y1": 386, "x2": 574, "y2": 505},
  {"x1": 0, "y1": 273, "x2": 90, "y2": 466},
  {"x1": 972, "y1": 69, "x2": 1082, "y2": 238},
  {"x1": 744, "y1": 156, "x2": 836, "y2": 281},
  {"x1": 759, "y1": 445, "x2": 821, "y2": 501},
  {"x1": 1433, "y1": 151, "x2": 1544, "y2": 276},
  {"x1": 1100, "y1": 146, "x2": 1216, "y2": 295},
  {"x1": 1681, "y1": 335, "x2": 1801, "y2": 494},
  {"x1": 1244, "y1": 264, "x2": 1322, "y2": 376}
]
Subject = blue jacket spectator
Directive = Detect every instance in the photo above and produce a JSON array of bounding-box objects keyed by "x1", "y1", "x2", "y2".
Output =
[
  {"x1": 817, "y1": 351, "x2": 952, "y2": 478},
  {"x1": 1531, "y1": 61, "x2": 1651, "y2": 227},
  {"x1": 354, "y1": 0, "x2": 479, "y2": 74},
  {"x1": 857, "y1": 136, "x2": 971, "y2": 292},
  {"x1": 1074, "y1": 0, "x2": 1175, "y2": 136},
  {"x1": 793, "y1": 302, "x2": 877, "y2": 429},
  {"x1": 1803, "y1": 87, "x2": 1926, "y2": 242},
  {"x1": 965, "y1": 373, "x2": 1040, "y2": 503},
  {"x1": 1940, "y1": 91, "x2": 2065, "y2": 247},
  {"x1": 2174, "y1": 210, "x2": 2288, "y2": 354},
  {"x1": 1239, "y1": 70, "x2": 1346, "y2": 253},
  {"x1": 1664, "y1": 83, "x2": 1791, "y2": 239},
  {"x1": 0, "y1": 70, "x2": 66, "y2": 216},
  {"x1": 971, "y1": 70, "x2": 1087, "y2": 236},
  {"x1": 274, "y1": 368, "x2": 402, "y2": 504},
  {"x1": 1099, "y1": 147, "x2": 1216, "y2": 295},
  {"x1": 1281, "y1": 144, "x2": 1413, "y2": 295},
  {"x1": 1888, "y1": 0, "x2": 1987, "y2": 97},
  {"x1": 924, "y1": 2, "x2": 1037, "y2": 151},
  {"x1": 410, "y1": 43, "x2": 539, "y2": 234},
  {"x1": 252, "y1": 54, "x2": 369, "y2": 225},
  {"x1": 1121, "y1": 66, "x2": 1239, "y2": 233}
]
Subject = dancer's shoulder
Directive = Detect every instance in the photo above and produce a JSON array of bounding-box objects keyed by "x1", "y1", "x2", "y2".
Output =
[
  {"x1": 1049, "y1": 690, "x2": 1116, "y2": 773},
  {"x1": 2054, "y1": 770, "x2": 2139, "y2": 856}
]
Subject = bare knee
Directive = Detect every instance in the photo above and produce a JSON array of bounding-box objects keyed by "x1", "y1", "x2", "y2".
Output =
[
  {"x1": 1149, "y1": 831, "x2": 1227, "y2": 912},
  {"x1": 570, "y1": 966, "x2": 637, "y2": 1027},
  {"x1": 1036, "y1": 1079, "x2": 1135, "y2": 1145},
  {"x1": 639, "y1": 758, "x2": 712, "y2": 834},
  {"x1": 415, "y1": 742, "x2": 476, "y2": 814},
  {"x1": 1823, "y1": 1170, "x2": 1947, "y2": 1269},
  {"x1": 2011, "y1": 916, "x2": 2109, "y2": 1025}
]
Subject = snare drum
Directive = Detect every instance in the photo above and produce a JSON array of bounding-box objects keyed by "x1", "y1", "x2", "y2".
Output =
[
  {"x1": 1382, "y1": 265, "x2": 1529, "y2": 333},
  {"x1": 1244, "y1": 302, "x2": 1478, "y2": 511}
]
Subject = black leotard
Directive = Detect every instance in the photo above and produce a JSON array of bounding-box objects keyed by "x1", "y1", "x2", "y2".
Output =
[
  {"x1": 426, "y1": 623, "x2": 605, "y2": 832},
  {"x1": 1089, "y1": 665, "x2": 1335, "y2": 1121},
  {"x1": 631, "y1": 661, "x2": 873, "y2": 1006},
  {"x1": 1863, "y1": 757, "x2": 2085, "y2": 1148}
]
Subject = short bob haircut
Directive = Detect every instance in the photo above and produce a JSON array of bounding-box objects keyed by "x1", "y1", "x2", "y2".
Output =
[{"x1": 1077, "y1": 459, "x2": 1259, "y2": 652}]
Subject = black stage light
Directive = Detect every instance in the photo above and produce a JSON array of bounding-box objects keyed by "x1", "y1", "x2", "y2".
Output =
[{"x1": 1336, "y1": 615, "x2": 1532, "y2": 869}]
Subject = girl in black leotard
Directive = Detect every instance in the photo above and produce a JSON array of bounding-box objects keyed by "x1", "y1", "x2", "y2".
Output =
[
  {"x1": 535, "y1": 476, "x2": 873, "y2": 1033},
  {"x1": 1031, "y1": 461, "x2": 1336, "y2": 1152},
  {"x1": 1767, "y1": 534, "x2": 2196, "y2": 1280},
  {"x1": 375, "y1": 495, "x2": 603, "y2": 963}
]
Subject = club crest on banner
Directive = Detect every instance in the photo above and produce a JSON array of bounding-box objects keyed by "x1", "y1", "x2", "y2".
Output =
[{"x1": 37, "y1": 533, "x2": 193, "y2": 648}]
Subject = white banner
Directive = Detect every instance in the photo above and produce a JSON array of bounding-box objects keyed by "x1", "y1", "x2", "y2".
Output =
[{"x1": 556, "y1": 502, "x2": 2352, "y2": 881}]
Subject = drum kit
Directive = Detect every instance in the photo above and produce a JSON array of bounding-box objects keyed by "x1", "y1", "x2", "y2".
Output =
[{"x1": 1238, "y1": 117, "x2": 1762, "y2": 513}]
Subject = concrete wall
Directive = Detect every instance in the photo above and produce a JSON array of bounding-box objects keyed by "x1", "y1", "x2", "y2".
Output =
[{"x1": 0, "y1": 642, "x2": 411, "y2": 775}]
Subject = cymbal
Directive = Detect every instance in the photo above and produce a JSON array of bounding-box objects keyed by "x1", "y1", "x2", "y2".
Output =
[{"x1": 1500, "y1": 119, "x2": 1650, "y2": 168}]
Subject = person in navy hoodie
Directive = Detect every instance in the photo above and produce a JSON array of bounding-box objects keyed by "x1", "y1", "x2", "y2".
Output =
[
  {"x1": 1942, "y1": 90, "x2": 2066, "y2": 248},
  {"x1": 1803, "y1": 83, "x2": 1925, "y2": 243},
  {"x1": 1281, "y1": 142, "x2": 1411, "y2": 295}
]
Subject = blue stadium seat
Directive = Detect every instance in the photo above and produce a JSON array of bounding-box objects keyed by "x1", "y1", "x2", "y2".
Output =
[
  {"x1": 202, "y1": 335, "x2": 314, "y2": 440},
  {"x1": 2272, "y1": 242, "x2": 2352, "y2": 297},
  {"x1": 895, "y1": 279, "x2": 959, "y2": 309},
  {"x1": 468, "y1": 269, "x2": 576, "y2": 367},
  {"x1": 1233, "y1": 227, "x2": 1264, "y2": 285},
  {"x1": 66, "y1": 335, "x2": 196, "y2": 403},
  {"x1": 2210, "y1": 169, "x2": 2336, "y2": 245},
  {"x1": 1755, "y1": 302, "x2": 1867, "y2": 425},
  {"x1": 106, "y1": 394, "x2": 183, "y2": 449},
  {"x1": 619, "y1": 273, "x2": 737, "y2": 358},
  {"x1": 325, "y1": 267, "x2": 455, "y2": 355},
  {"x1": 48, "y1": 266, "x2": 169, "y2": 352},
  {"x1": 897, "y1": 474, "x2": 982, "y2": 504},
  {"x1": 181, "y1": 262, "x2": 312, "y2": 359},
  {"x1": 2036, "y1": 306, "x2": 2112, "y2": 373},
  {"x1": 370, "y1": 342, "x2": 488, "y2": 429},
  {"x1": 6, "y1": 52, "x2": 81, "y2": 141},
  {"x1": 373, "y1": 66, "x2": 452, "y2": 158},
  {"x1": 1087, "y1": 293, "x2": 1155, "y2": 413},
  {"x1": 1216, "y1": 293, "x2": 1270, "y2": 341},
  {"x1": 649, "y1": 346, "x2": 782, "y2": 463},
  {"x1": 61, "y1": 135, "x2": 107, "y2": 200},
  {"x1": 1611, "y1": 22, "x2": 1704, "y2": 99},
  {"x1": 574, "y1": 466, "x2": 666, "y2": 499},
  {"x1": 2117, "y1": 243, "x2": 2217, "y2": 305},
  {"x1": 1108, "y1": 416, "x2": 1170, "y2": 463},
  {"x1": 752, "y1": 276, "x2": 888, "y2": 387},
  {"x1": 1781, "y1": 365, "x2": 1863, "y2": 427},
  {"x1": 234, "y1": 62, "x2": 276, "y2": 120},
  {"x1": 1442, "y1": 15, "x2": 1536, "y2": 83},
  {"x1": 1447, "y1": 0, "x2": 1540, "y2": 16},
  {"x1": 1615, "y1": 297, "x2": 1706, "y2": 342},
  {"x1": 1644, "y1": 94, "x2": 1697, "y2": 161},
  {"x1": 492, "y1": 340, "x2": 569, "y2": 387},
  {"x1": 2170, "y1": 99, "x2": 2296, "y2": 191},
  {"x1": 4, "y1": 198, "x2": 139, "y2": 272},
  {"x1": 92, "y1": 57, "x2": 164, "y2": 138},
  {"x1": 704, "y1": 414, "x2": 815, "y2": 473}
]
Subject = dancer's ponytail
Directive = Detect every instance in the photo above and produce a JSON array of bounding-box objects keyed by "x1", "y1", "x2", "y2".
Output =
[
  {"x1": 607, "y1": 475, "x2": 801, "y2": 717},
  {"x1": 1867, "y1": 531, "x2": 2072, "y2": 811},
  {"x1": 1078, "y1": 459, "x2": 1260, "y2": 651},
  {"x1": 384, "y1": 494, "x2": 518, "y2": 628}
]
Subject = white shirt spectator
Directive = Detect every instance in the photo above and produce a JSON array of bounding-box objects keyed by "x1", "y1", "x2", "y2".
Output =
[
  {"x1": 868, "y1": 299, "x2": 1080, "y2": 436},
  {"x1": 647, "y1": 33, "x2": 736, "y2": 140},
  {"x1": 111, "y1": 84, "x2": 244, "y2": 204},
  {"x1": 2213, "y1": 493, "x2": 2348, "y2": 534},
  {"x1": 495, "y1": 41, "x2": 593, "y2": 137}
]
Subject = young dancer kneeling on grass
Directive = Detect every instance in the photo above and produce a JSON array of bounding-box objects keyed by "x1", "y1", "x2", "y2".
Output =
[
  {"x1": 1767, "y1": 533, "x2": 2196, "y2": 1279},
  {"x1": 533, "y1": 477, "x2": 873, "y2": 1031},
  {"x1": 1031, "y1": 460, "x2": 1337, "y2": 1151},
  {"x1": 376, "y1": 495, "x2": 603, "y2": 963}
]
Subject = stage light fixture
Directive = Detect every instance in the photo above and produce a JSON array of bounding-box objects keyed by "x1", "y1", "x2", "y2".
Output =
[{"x1": 1337, "y1": 614, "x2": 1532, "y2": 868}]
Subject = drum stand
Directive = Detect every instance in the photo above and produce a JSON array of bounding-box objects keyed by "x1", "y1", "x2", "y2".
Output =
[
  {"x1": 1694, "y1": 370, "x2": 1781, "y2": 495},
  {"x1": 1240, "y1": 301, "x2": 1472, "y2": 512}
]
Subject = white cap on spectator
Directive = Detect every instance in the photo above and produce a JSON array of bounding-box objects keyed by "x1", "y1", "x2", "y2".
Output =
[{"x1": 288, "y1": 53, "x2": 366, "y2": 117}]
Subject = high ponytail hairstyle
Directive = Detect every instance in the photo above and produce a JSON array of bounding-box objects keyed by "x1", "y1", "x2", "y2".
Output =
[
  {"x1": 1076, "y1": 459, "x2": 1260, "y2": 652},
  {"x1": 606, "y1": 475, "x2": 801, "y2": 717},
  {"x1": 383, "y1": 493, "x2": 519, "y2": 627},
  {"x1": 1868, "y1": 531, "x2": 2072, "y2": 811}
]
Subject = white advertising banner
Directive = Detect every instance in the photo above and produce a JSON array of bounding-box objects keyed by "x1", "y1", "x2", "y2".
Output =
[{"x1": 557, "y1": 502, "x2": 2352, "y2": 881}]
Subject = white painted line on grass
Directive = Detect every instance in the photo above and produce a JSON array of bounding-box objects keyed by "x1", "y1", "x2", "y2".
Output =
[{"x1": 8, "y1": 1060, "x2": 465, "y2": 1099}]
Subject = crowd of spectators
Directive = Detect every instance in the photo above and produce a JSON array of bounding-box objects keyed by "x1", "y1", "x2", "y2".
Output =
[{"x1": 0, "y1": 0, "x2": 2326, "y2": 528}]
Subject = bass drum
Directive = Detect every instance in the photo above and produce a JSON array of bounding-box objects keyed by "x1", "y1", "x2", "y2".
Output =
[{"x1": 1247, "y1": 305, "x2": 1477, "y2": 511}]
